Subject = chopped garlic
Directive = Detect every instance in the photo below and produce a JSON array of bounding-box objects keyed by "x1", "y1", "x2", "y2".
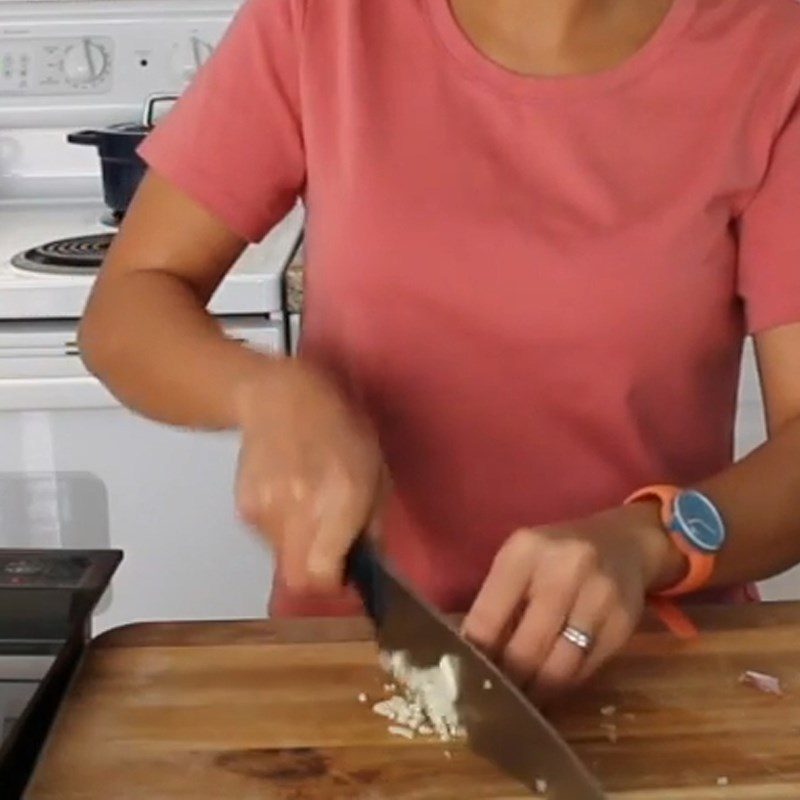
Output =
[
  {"x1": 372, "y1": 649, "x2": 466, "y2": 742},
  {"x1": 716, "y1": 776, "x2": 729, "y2": 787},
  {"x1": 444, "y1": 750, "x2": 453, "y2": 760},
  {"x1": 535, "y1": 777, "x2": 548, "y2": 794},
  {"x1": 388, "y1": 725, "x2": 415, "y2": 740},
  {"x1": 372, "y1": 699, "x2": 398, "y2": 720},
  {"x1": 600, "y1": 704, "x2": 617, "y2": 717},
  {"x1": 600, "y1": 722, "x2": 618, "y2": 744},
  {"x1": 379, "y1": 652, "x2": 393, "y2": 672},
  {"x1": 439, "y1": 654, "x2": 460, "y2": 702},
  {"x1": 357, "y1": 692, "x2": 368, "y2": 704},
  {"x1": 483, "y1": 679, "x2": 493, "y2": 690}
]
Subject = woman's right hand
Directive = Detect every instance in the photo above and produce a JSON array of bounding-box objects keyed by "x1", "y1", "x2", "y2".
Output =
[{"x1": 234, "y1": 358, "x2": 383, "y2": 594}]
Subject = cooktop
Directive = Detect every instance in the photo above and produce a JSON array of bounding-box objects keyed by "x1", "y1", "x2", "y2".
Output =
[{"x1": 11, "y1": 234, "x2": 113, "y2": 276}]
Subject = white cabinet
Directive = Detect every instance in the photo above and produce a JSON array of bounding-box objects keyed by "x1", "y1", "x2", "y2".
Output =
[{"x1": 0, "y1": 317, "x2": 281, "y2": 632}]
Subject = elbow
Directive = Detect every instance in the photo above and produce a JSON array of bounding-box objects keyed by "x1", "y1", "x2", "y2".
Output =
[{"x1": 78, "y1": 296, "x2": 125, "y2": 381}]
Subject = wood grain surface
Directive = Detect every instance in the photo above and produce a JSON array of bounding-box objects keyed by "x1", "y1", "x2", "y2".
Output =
[{"x1": 25, "y1": 604, "x2": 800, "y2": 799}]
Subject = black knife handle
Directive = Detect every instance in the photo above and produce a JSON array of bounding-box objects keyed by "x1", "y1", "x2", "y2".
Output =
[{"x1": 345, "y1": 535, "x2": 384, "y2": 625}]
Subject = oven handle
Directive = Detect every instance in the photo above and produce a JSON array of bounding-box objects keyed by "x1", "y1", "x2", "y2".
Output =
[{"x1": 0, "y1": 377, "x2": 119, "y2": 411}]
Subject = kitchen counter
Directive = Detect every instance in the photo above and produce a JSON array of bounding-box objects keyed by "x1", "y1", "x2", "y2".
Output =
[
  {"x1": 285, "y1": 259, "x2": 304, "y2": 314},
  {"x1": 26, "y1": 604, "x2": 800, "y2": 799}
]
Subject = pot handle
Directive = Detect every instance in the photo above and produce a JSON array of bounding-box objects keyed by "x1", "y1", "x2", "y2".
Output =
[
  {"x1": 142, "y1": 93, "x2": 180, "y2": 128},
  {"x1": 67, "y1": 129, "x2": 101, "y2": 147}
]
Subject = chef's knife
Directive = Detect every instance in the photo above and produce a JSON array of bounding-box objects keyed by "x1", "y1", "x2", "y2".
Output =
[{"x1": 346, "y1": 536, "x2": 606, "y2": 799}]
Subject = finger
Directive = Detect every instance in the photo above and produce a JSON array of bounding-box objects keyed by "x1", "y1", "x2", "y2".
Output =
[
  {"x1": 234, "y1": 447, "x2": 262, "y2": 526},
  {"x1": 530, "y1": 576, "x2": 617, "y2": 698},
  {"x1": 462, "y1": 531, "x2": 536, "y2": 657},
  {"x1": 531, "y1": 619, "x2": 614, "y2": 708},
  {"x1": 575, "y1": 606, "x2": 638, "y2": 684},
  {"x1": 500, "y1": 576, "x2": 578, "y2": 685},
  {"x1": 280, "y1": 506, "x2": 319, "y2": 592},
  {"x1": 306, "y1": 461, "x2": 368, "y2": 591},
  {"x1": 235, "y1": 477, "x2": 261, "y2": 527},
  {"x1": 245, "y1": 467, "x2": 317, "y2": 592},
  {"x1": 366, "y1": 463, "x2": 392, "y2": 537}
]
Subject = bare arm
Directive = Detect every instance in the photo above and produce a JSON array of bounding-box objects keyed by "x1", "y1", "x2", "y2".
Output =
[
  {"x1": 697, "y1": 323, "x2": 800, "y2": 585},
  {"x1": 79, "y1": 170, "x2": 271, "y2": 429},
  {"x1": 464, "y1": 325, "x2": 800, "y2": 698},
  {"x1": 81, "y1": 172, "x2": 382, "y2": 591}
]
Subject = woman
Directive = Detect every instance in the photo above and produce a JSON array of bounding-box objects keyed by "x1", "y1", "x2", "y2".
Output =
[{"x1": 80, "y1": 0, "x2": 800, "y2": 699}]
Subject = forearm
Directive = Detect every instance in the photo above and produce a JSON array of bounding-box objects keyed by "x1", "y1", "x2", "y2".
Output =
[
  {"x1": 697, "y1": 415, "x2": 800, "y2": 586},
  {"x1": 79, "y1": 269, "x2": 275, "y2": 430}
]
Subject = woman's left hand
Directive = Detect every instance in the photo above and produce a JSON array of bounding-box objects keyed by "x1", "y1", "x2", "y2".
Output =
[{"x1": 462, "y1": 503, "x2": 685, "y2": 702}]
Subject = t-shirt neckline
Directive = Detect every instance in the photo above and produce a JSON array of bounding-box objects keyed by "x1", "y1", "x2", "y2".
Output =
[{"x1": 426, "y1": 0, "x2": 697, "y2": 98}]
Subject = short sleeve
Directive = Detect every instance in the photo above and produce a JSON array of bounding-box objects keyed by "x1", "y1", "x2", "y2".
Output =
[
  {"x1": 737, "y1": 92, "x2": 800, "y2": 334},
  {"x1": 138, "y1": 0, "x2": 306, "y2": 243}
]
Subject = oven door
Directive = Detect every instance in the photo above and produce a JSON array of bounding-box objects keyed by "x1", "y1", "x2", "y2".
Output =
[{"x1": 0, "y1": 317, "x2": 282, "y2": 632}]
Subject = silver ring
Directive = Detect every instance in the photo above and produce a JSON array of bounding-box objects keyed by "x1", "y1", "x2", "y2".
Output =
[{"x1": 561, "y1": 625, "x2": 594, "y2": 653}]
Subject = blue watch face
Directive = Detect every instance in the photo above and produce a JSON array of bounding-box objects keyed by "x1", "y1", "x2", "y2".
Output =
[{"x1": 672, "y1": 490, "x2": 726, "y2": 553}]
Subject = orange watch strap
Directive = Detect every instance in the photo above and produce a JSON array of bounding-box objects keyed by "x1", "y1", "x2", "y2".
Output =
[
  {"x1": 659, "y1": 533, "x2": 715, "y2": 597},
  {"x1": 624, "y1": 485, "x2": 703, "y2": 640},
  {"x1": 625, "y1": 484, "x2": 716, "y2": 595},
  {"x1": 649, "y1": 597, "x2": 699, "y2": 640},
  {"x1": 625, "y1": 484, "x2": 678, "y2": 527}
]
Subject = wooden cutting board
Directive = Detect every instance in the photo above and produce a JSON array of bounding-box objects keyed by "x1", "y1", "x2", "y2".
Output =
[{"x1": 25, "y1": 604, "x2": 800, "y2": 799}]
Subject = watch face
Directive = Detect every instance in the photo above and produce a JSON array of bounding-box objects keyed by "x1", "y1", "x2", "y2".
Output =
[{"x1": 673, "y1": 490, "x2": 726, "y2": 553}]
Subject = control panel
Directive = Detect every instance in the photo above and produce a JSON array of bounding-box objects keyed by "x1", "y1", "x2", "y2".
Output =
[
  {"x1": 1, "y1": 37, "x2": 114, "y2": 95},
  {"x1": 0, "y1": 29, "x2": 222, "y2": 99},
  {"x1": 0, "y1": 1, "x2": 238, "y2": 127}
]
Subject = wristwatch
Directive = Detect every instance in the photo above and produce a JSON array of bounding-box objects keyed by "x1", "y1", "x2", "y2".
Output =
[{"x1": 625, "y1": 485, "x2": 727, "y2": 597}]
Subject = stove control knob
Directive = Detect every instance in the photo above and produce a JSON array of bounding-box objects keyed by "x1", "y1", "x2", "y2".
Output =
[
  {"x1": 169, "y1": 36, "x2": 214, "y2": 84},
  {"x1": 63, "y1": 38, "x2": 109, "y2": 86}
]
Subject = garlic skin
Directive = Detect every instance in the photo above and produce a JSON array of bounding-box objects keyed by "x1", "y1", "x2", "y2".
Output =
[{"x1": 739, "y1": 670, "x2": 783, "y2": 696}]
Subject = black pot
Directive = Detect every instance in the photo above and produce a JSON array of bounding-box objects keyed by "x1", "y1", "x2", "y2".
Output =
[{"x1": 68, "y1": 94, "x2": 177, "y2": 217}]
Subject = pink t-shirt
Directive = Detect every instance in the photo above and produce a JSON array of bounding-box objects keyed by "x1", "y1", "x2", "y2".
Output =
[{"x1": 140, "y1": 0, "x2": 800, "y2": 616}]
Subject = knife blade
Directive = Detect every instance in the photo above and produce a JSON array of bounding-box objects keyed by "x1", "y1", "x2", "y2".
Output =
[{"x1": 346, "y1": 536, "x2": 606, "y2": 799}]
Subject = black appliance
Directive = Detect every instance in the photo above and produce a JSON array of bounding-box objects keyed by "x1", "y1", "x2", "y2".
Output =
[{"x1": 0, "y1": 549, "x2": 122, "y2": 799}]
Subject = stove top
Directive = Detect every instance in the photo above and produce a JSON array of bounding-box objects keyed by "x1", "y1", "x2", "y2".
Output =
[
  {"x1": 11, "y1": 233, "x2": 113, "y2": 276},
  {"x1": 0, "y1": 202, "x2": 304, "y2": 320}
]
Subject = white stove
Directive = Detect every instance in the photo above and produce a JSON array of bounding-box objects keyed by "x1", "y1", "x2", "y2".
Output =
[
  {"x1": 0, "y1": 0, "x2": 302, "y2": 632},
  {"x1": 0, "y1": 200, "x2": 302, "y2": 320},
  {"x1": 0, "y1": 0, "x2": 303, "y2": 322}
]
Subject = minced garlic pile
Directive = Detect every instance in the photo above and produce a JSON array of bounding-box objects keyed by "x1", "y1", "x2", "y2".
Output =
[
  {"x1": 361, "y1": 652, "x2": 551, "y2": 795},
  {"x1": 369, "y1": 650, "x2": 466, "y2": 741}
]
